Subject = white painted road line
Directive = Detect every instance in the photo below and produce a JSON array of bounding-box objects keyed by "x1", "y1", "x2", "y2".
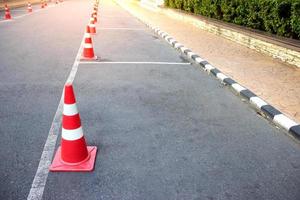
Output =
[
  {"x1": 27, "y1": 28, "x2": 86, "y2": 200},
  {"x1": 78, "y1": 61, "x2": 191, "y2": 65},
  {"x1": 97, "y1": 27, "x2": 148, "y2": 30}
]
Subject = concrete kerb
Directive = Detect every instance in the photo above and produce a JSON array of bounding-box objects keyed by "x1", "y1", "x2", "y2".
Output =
[{"x1": 115, "y1": 0, "x2": 300, "y2": 142}]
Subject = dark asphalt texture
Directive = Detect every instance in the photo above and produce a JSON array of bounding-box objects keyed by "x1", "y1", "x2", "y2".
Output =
[{"x1": 1, "y1": 0, "x2": 300, "y2": 200}]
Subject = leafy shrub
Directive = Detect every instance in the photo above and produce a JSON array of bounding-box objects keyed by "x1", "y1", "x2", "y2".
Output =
[{"x1": 165, "y1": 0, "x2": 300, "y2": 39}]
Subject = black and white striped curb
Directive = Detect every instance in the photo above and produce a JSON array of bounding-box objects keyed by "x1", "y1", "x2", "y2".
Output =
[{"x1": 115, "y1": 0, "x2": 300, "y2": 141}]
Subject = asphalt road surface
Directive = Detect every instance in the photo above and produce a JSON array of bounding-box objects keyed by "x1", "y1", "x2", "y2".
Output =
[{"x1": 0, "y1": 0, "x2": 300, "y2": 200}]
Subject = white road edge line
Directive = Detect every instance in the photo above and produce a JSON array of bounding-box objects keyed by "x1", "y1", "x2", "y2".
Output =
[
  {"x1": 97, "y1": 27, "x2": 147, "y2": 30},
  {"x1": 26, "y1": 29, "x2": 85, "y2": 200},
  {"x1": 79, "y1": 61, "x2": 191, "y2": 65}
]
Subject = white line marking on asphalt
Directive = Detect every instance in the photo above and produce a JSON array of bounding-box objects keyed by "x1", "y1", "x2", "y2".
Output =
[
  {"x1": 9, "y1": 9, "x2": 27, "y2": 12},
  {"x1": 97, "y1": 27, "x2": 147, "y2": 30},
  {"x1": 79, "y1": 61, "x2": 191, "y2": 65},
  {"x1": 14, "y1": 13, "x2": 30, "y2": 19},
  {"x1": 27, "y1": 26, "x2": 86, "y2": 200}
]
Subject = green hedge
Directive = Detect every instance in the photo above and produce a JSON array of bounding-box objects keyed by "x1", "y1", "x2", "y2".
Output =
[{"x1": 164, "y1": 0, "x2": 300, "y2": 39}]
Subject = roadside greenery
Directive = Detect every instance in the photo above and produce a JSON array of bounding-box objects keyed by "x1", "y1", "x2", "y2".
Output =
[{"x1": 164, "y1": 0, "x2": 300, "y2": 39}]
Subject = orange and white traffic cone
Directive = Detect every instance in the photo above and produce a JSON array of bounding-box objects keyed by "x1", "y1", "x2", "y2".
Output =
[
  {"x1": 45, "y1": 1, "x2": 48, "y2": 6},
  {"x1": 55, "y1": 0, "x2": 58, "y2": 4},
  {"x1": 92, "y1": 12, "x2": 97, "y2": 23},
  {"x1": 50, "y1": 84, "x2": 97, "y2": 172},
  {"x1": 4, "y1": 5, "x2": 11, "y2": 20},
  {"x1": 28, "y1": 2, "x2": 32, "y2": 12},
  {"x1": 41, "y1": 1, "x2": 45, "y2": 8},
  {"x1": 89, "y1": 19, "x2": 96, "y2": 34},
  {"x1": 81, "y1": 26, "x2": 97, "y2": 60}
]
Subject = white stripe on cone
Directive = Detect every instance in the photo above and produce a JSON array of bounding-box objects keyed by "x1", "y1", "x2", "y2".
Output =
[
  {"x1": 62, "y1": 127, "x2": 84, "y2": 141},
  {"x1": 84, "y1": 43, "x2": 93, "y2": 48},
  {"x1": 63, "y1": 103, "x2": 79, "y2": 116}
]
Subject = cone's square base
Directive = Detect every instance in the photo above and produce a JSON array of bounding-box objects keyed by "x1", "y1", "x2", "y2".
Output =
[
  {"x1": 49, "y1": 146, "x2": 97, "y2": 172},
  {"x1": 80, "y1": 56, "x2": 98, "y2": 61}
]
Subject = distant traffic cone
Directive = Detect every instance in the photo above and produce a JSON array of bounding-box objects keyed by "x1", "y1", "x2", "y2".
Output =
[
  {"x1": 4, "y1": 5, "x2": 11, "y2": 20},
  {"x1": 55, "y1": 0, "x2": 58, "y2": 4},
  {"x1": 81, "y1": 27, "x2": 97, "y2": 60},
  {"x1": 45, "y1": 1, "x2": 48, "y2": 6},
  {"x1": 92, "y1": 12, "x2": 97, "y2": 23},
  {"x1": 50, "y1": 84, "x2": 97, "y2": 172},
  {"x1": 41, "y1": 1, "x2": 44, "y2": 8},
  {"x1": 89, "y1": 19, "x2": 96, "y2": 34},
  {"x1": 28, "y1": 2, "x2": 32, "y2": 12}
]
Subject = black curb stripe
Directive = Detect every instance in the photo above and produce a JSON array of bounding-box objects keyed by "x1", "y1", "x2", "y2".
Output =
[
  {"x1": 210, "y1": 68, "x2": 221, "y2": 76},
  {"x1": 290, "y1": 125, "x2": 300, "y2": 139},
  {"x1": 199, "y1": 61, "x2": 209, "y2": 67},
  {"x1": 261, "y1": 105, "x2": 282, "y2": 119},
  {"x1": 175, "y1": 44, "x2": 184, "y2": 48},
  {"x1": 191, "y1": 54, "x2": 200, "y2": 60},
  {"x1": 223, "y1": 78, "x2": 236, "y2": 85},
  {"x1": 240, "y1": 90, "x2": 257, "y2": 100}
]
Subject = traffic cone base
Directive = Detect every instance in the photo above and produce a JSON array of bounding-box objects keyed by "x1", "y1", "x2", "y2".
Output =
[
  {"x1": 50, "y1": 146, "x2": 97, "y2": 172},
  {"x1": 81, "y1": 55, "x2": 98, "y2": 61}
]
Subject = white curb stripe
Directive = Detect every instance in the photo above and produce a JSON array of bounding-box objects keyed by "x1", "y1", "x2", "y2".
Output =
[
  {"x1": 274, "y1": 114, "x2": 298, "y2": 130},
  {"x1": 195, "y1": 57, "x2": 204, "y2": 63},
  {"x1": 216, "y1": 73, "x2": 228, "y2": 81},
  {"x1": 232, "y1": 83, "x2": 246, "y2": 93},
  {"x1": 63, "y1": 103, "x2": 79, "y2": 116},
  {"x1": 62, "y1": 127, "x2": 84, "y2": 141},
  {"x1": 165, "y1": 36, "x2": 172, "y2": 41},
  {"x1": 250, "y1": 96, "x2": 268, "y2": 109},
  {"x1": 174, "y1": 43, "x2": 183, "y2": 48},
  {"x1": 205, "y1": 64, "x2": 215, "y2": 71},
  {"x1": 169, "y1": 39, "x2": 176, "y2": 44},
  {"x1": 180, "y1": 47, "x2": 188, "y2": 52}
]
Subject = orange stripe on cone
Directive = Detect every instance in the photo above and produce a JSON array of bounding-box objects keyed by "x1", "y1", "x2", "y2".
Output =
[{"x1": 50, "y1": 84, "x2": 97, "y2": 172}]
